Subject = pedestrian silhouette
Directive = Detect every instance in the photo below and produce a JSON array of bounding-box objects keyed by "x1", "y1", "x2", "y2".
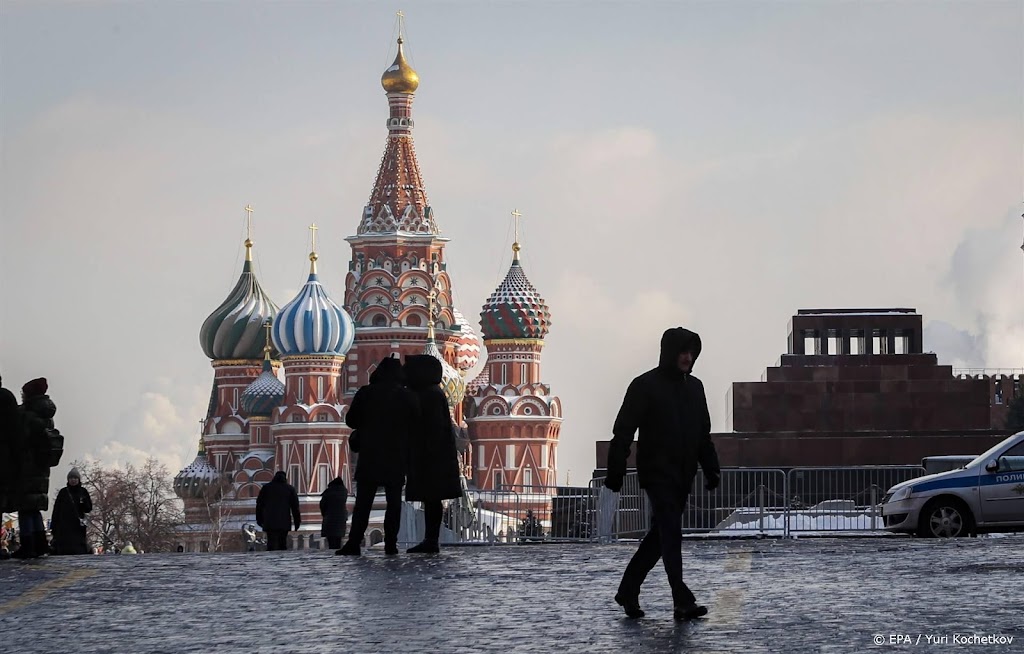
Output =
[
  {"x1": 50, "y1": 467, "x2": 92, "y2": 555},
  {"x1": 12, "y1": 378, "x2": 60, "y2": 559},
  {"x1": 605, "y1": 327, "x2": 721, "y2": 621},
  {"x1": 319, "y1": 477, "x2": 349, "y2": 550},
  {"x1": 403, "y1": 355, "x2": 461, "y2": 553},
  {"x1": 338, "y1": 356, "x2": 418, "y2": 556},
  {"x1": 256, "y1": 471, "x2": 301, "y2": 551},
  {"x1": 0, "y1": 374, "x2": 20, "y2": 540}
]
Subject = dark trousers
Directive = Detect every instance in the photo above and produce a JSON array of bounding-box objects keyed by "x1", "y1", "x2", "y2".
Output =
[
  {"x1": 266, "y1": 530, "x2": 288, "y2": 551},
  {"x1": 618, "y1": 486, "x2": 696, "y2": 606},
  {"x1": 326, "y1": 536, "x2": 342, "y2": 549},
  {"x1": 424, "y1": 501, "x2": 443, "y2": 544},
  {"x1": 347, "y1": 481, "x2": 403, "y2": 546}
]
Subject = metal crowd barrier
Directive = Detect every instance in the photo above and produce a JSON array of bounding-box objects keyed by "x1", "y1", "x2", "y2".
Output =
[{"x1": 590, "y1": 465, "x2": 930, "y2": 540}]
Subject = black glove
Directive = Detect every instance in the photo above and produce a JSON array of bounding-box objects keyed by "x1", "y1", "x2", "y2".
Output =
[
  {"x1": 604, "y1": 475, "x2": 623, "y2": 493},
  {"x1": 704, "y1": 472, "x2": 720, "y2": 492},
  {"x1": 294, "y1": 522, "x2": 301, "y2": 532}
]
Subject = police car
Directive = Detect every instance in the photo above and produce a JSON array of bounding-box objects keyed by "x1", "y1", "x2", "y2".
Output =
[{"x1": 881, "y1": 431, "x2": 1024, "y2": 537}]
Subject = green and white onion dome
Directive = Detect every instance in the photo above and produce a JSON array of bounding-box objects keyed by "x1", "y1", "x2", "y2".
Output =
[
  {"x1": 200, "y1": 254, "x2": 278, "y2": 360},
  {"x1": 241, "y1": 357, "x2": 284, "y2": 417}
]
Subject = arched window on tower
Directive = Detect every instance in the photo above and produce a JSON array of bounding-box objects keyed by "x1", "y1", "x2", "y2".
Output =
[
  {"x1": 501, "y1": 364, "x2": 508, "y2": 385},
  {"x1": 521, "y1": 363, "x2": 527, "y2": 384},
  {"x1": 373, "y1": 314, "x2": 388, "y2": 327},
  {"x1": 317, "y1": 377, "x2": 324, "y2": 402}
]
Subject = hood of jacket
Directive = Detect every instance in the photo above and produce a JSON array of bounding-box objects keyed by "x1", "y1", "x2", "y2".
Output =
[
  {"x1": 404, "y1": 354, "x2": 442, "y2": 390},
  {"x1": 327, "y1": 477, "x2": 347, "y2": 490},
  {"x1": 369, "y1": 357, "x2": 405, "y2": 385},
  {"x1": 23, "y1": 394, "x2": 56, "y2": 420},
  {"x1": 658, "y1": 327, "x2": 702, "y2": 375},
  {"x1": 272, "y1": 471, "x2": 288, "y2": 483}
]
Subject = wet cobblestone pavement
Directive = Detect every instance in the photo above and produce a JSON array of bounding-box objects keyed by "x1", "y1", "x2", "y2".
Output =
[{"x1": 1, "y1": 535, "x2": 1022, "y2": 653}]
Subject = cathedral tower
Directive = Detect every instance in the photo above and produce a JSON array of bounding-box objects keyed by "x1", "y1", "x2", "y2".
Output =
[
  {"x1": 465, "y1": 213, "x2": 562, "y2": 495},
  {"x1": 342, "y1": 25, "x2": 480, "y2": 421}
]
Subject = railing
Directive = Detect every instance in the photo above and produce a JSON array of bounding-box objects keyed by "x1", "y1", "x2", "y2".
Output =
[
  {"x1": 953, "y1": 368, "x2": 1024, "y2": 377},
  {"x1": 396, "y1": 465, "x2": 934, "y2": 545},
  {"x1": 591, "y1": 465, "x2": 930, "y2": 540}
]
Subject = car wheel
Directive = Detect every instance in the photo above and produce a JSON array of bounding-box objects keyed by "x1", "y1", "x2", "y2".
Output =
[{"x1": 917, "y1": 499, "x2": 973, "y2": 538}]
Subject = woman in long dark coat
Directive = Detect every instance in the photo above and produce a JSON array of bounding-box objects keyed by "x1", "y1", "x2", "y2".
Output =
[
  {"x1": 51, "y1": 467, "x2": 92, "y2": 555},
  {"x1": 13, "y1": 378, "x2": 57, "y2": 559},
  {"x1": 403, "y1": 355, "x2": 462, "y2": 553}
]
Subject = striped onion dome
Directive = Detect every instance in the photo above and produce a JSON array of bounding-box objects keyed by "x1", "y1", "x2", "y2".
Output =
[
  {"x1": 452, "y1": 308, "x2": 481, "y2": 372},
  {"x1": 173, "y1": 445, "x2": 223, "y2": 500},
  {"x1": 467, "y1": 365, "x2": 490, "y2": 395},
  {"x1": 241, "y1": 356, "x2": 284, "y2": 417},
  {"x1": 424, "y1": 333, "x2": 466, "y2": 410},
  {"x1": 200, "y1": 254, "x2": 278, "y2": 360},
  {"x1": 479, "y1": 258, "x2": 551, "y2": 340},
  {"x1": 272, "y1": 258, "x2": 355, "y2": 357}
]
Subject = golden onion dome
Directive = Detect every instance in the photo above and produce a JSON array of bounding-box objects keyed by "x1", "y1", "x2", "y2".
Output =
[{"x1": 381, "y1": 37, "x2": 419, "y2": 94}]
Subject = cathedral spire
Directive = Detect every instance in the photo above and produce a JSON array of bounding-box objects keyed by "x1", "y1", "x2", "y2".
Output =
[{"x1": 357, "y1": 21, "x2": 438, "y2": 236}]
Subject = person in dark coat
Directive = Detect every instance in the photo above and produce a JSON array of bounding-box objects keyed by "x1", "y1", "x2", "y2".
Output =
[
  {"x1": 0, "y1": 375, "x2": 20, "y2": 520},
  {"x1": 319, "y1": 477, "x2": 348, "y2": 549},
  {"x1": 255, "y1": 471, "x2": 300, "y2": 551},
  {"x1": 403, "y1": 355, "x2": 462, "y2": 553},
  {"x1": 13, "y1": 378, "x2": 57, "y2": 559},
  {"x1": 605, "y1": 327, "x2": 721, "y2": 621},
  {"x1": 338, "y1": 357, "x2": 418, "y2": 556},
  {"x1": 50, "y1": 467, "x2": 92, "y2": 555}
]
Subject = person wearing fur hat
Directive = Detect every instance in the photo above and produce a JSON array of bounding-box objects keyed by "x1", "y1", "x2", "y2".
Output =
[
  {"x1": 50, "y1": 467, "x2": 92, "y2": 555},
  {"x1": 402, "y1": 355, "x2": 462, "y2": 554},
  {"x1": 337, "y1": 356, "x2": 419, "y2": 556},
  {"x1": 12, "y1": 377, "x2": 58, "y2": 558}
]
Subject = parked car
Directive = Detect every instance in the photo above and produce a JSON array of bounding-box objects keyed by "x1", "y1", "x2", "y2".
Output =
[{"x1": 881, "y1": 431, "x2": 1024, "y2": 537}]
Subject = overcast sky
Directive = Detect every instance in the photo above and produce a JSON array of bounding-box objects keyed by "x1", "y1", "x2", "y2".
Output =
[{"x1": 1, "y1": 1, "x2": 1021, "y2": 486}]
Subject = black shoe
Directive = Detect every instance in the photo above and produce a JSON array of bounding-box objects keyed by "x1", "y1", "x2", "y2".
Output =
[
  {"x1": 614, "y1": 593, "x2": 645, "y2": 619},
  {"x1": 673, "y1": 602, "x2": 708, "y2": 621},
  {"x1": 407, "y1": 541, "x2": 440, "y2": 554},
  {"x1": 384, "y1": 543, "x2": 399, "y2": 555},
  {"x1": 335, "y1": 542, "x2": 360, "y2": 556},
  {"x1": 11, "y1": 546, "x2": 33, "y2": 560}
]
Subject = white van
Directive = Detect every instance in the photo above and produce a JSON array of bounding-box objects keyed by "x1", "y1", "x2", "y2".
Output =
[{"x1": 881, "y1": 431, "x2": 1024, "y2": 537}]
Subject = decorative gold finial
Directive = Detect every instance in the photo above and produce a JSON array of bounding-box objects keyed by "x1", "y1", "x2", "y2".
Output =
[
  {"x1": 263, "y1": 318, "x2": 273, "y2": 360},
  {"x1": 381, "y1": 13, "x2": 419, "y2": 94},
  {"x1": 308, "y1": 222, "x2": 319, "y2": 273},
  {"x1": 427, "y1": 289, "x2": 437, "y2": 342},
  {"x1": 511, "y1": 209, "x2": 523, "y2": 261},
  {"x1": 198, "y1": 419, "x2": 207, "y2": 455},
  {"x1": 244, "y1": 204, "x2": 255, "y2": 261}
]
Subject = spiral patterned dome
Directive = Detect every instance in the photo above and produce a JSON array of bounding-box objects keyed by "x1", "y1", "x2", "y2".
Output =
[
  {"x1": 424, "y1": 336, "x2": 466, "y2": 410},
  {"x1": 479, "y1": 259, "x2": 551, "y2": 340},
  {"x1": 241, "y1": 357, "x2": 284, "y2": 417},
  {"x1": 452, "y1": 309, "x2": 481, "y2": 372},
  {"x1": 173, "y1": 447, "x2": 223, "y2": 500},
  {"x1": 200, "y1": 257, "x2": 278, "y2": 360},
  {"x1": 272, "y1": 262, "x2": 355, "y2": 357}
]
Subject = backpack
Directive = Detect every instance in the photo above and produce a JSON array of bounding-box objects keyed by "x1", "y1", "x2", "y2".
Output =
[{"x1": 47, "y1": 427, "x2": 64, "y2": 467}]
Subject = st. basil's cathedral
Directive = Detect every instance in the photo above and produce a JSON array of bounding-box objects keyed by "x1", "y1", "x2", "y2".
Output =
[{"x1": 173, "y1": 30, "x2": 562, "y2": 551}]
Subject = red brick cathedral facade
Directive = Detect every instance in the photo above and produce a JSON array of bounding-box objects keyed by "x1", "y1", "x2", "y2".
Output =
[{"x1": 175, "y1": 31, "x2": 561, "y2": 551}]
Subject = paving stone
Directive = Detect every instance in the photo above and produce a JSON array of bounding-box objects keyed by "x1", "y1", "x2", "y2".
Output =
[{"x1": 1, "y1": 536, "x2": 1021, "y2": 653}]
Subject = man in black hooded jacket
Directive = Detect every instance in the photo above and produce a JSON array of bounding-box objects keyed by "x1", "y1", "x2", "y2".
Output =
[
  {"x1": 256, "y1": 471, "x2": 300, "y2": 551},
  {"x1": 605, "y1": 327, "x2": 721, "y2": 621}
]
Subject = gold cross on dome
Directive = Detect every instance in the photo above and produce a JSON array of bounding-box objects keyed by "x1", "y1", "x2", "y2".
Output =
[
  {"x1": 308, "y1": 222, "x2": 319, "y2": 252},
  {"x1": 397, "y1": 10, "x2": 405, "y2": 39},
  {"x1": 511, "y1": 209, "x2": 522, "y2": 243},
  {"x1": 244, "y1": 204, "x2": 254, "y2": 239}
]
